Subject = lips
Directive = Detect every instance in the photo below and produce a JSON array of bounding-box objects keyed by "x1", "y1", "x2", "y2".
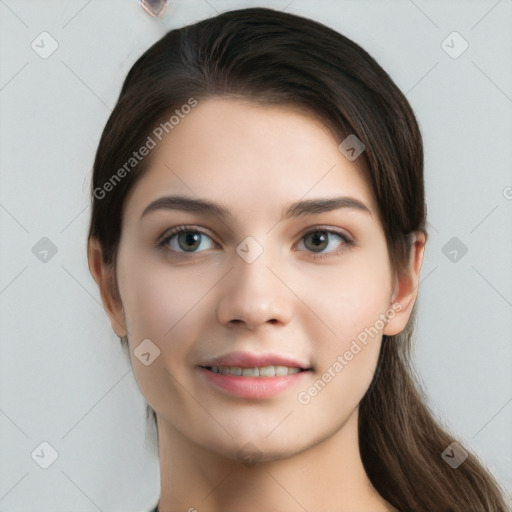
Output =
[{"x1": 198, "y1": 350, "x2": 311, "y2": 370}]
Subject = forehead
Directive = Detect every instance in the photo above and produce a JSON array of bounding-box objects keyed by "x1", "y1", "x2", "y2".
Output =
[{"x1": 123, "y1": 97, "x2": 377, "y2": 220}]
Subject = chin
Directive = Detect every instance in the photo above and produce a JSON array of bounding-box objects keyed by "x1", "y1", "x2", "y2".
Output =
[{"x1": 202, "y1": 432, "x2": 309, "y2": 465}]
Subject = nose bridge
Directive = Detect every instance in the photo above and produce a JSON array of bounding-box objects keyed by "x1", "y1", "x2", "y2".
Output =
[{"x1": 215, "y1": 234, "x2": 292, "y2": 328}]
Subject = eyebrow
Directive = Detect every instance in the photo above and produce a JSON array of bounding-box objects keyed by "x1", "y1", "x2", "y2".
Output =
[{"x1": 140, "y1": 194, "x2": 372, "y2": 220}]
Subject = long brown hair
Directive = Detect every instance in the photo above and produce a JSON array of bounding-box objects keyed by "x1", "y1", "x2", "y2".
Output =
[{"x1": 87, "y1": 7, "x2": 510, "y2": 510}]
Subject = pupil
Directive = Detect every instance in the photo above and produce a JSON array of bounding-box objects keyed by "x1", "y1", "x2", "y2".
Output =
[
  {"x1": 179, "y1": 232, "x2": 201, "y2": 251},
  {"x1": 307, "y1": 231, "x2": 327, "y2": 251}
]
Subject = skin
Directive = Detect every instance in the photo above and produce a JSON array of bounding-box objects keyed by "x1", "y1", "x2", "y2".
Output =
[{"x1": 89, "y1": 97, "x2": 425, "y2": 512}]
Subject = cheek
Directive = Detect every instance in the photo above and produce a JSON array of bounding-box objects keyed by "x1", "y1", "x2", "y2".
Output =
[
  {"x1": 296, "y1": 270, "x2": 386, "y2": 423},
  {"x1": 117, "y1": 255, "x2": 209, "y2": 341},
  {"x1": 295, "y1": 247, "x2": 390, "y2": 412},
  {"x1": 116, "y1": 259, "x2": 207, "y2": 412},
  {"x1": 304, "y1": 248, "x2": 392, "y2": 344}
]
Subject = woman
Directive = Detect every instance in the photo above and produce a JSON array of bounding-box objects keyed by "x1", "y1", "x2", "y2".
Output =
[{"x1": 87, "y1": 7, "x2": 510, "y2": 512}]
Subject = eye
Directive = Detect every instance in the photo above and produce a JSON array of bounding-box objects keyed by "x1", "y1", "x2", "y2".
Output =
[
  {"x1": 296, "y1": 228, "x2": 354, "y2": 259},
  {"x1": 158, "y1": 226, "x2": 217, "y2": 253},
  {"x1": 157, "y1": 225, "x2": 355, "y2": 258}
]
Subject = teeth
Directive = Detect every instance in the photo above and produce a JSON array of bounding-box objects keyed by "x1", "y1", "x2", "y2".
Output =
[
  {"x1": 209, "y1": 365, "x2": 302, "y2": 377},
  {"x1": 259, "y1": 365, "x2": 276, "y2": 377},
  {"x1": 242, "y1": 367, "x2": 259, "y2": 377}
]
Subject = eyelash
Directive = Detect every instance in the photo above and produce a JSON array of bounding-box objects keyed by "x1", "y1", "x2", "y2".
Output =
[{"x1": 157, "y1": 225, "x2": 355, "y2": 260}]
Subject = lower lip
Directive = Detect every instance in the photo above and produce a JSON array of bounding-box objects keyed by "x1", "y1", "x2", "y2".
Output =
[{"x1": 198, "y1": 367, "x2": 310, "y2": 399}]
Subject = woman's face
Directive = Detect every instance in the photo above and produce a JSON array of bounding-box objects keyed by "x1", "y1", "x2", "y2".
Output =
[{"x1": 102, "y1": 97, "x2": 412, "y2": 461}]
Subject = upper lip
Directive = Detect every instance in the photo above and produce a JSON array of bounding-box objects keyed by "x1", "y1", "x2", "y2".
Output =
[{"x1": 199, "y1": 351, "x2": 311, "y2": 370}]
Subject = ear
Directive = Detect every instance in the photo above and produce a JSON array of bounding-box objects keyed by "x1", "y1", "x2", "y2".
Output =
[
  {"x1": 87, "y1": 237, "x2": 127, "y2": 338},
  {"x1": 383, "y1": 231, "x2": 426, "y2": 336}
]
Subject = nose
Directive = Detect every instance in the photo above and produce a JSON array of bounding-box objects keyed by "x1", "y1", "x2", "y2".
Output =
[{"x1": 215, "y1": 246, "x2": 294, "y2": 330}]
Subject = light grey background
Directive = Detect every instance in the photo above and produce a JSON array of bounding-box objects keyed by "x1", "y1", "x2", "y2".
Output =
[{"x1": 1, "y1": 1, "x2": 511, "y2": 511}]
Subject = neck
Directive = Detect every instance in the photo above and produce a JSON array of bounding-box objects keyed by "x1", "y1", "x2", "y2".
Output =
[{"x1": 155, "y1": 408, "x2": 396, "y2": 512}]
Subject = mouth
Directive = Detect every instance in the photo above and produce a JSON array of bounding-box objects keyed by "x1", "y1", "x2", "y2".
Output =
[
  {"x1": 200, "y1": 365, "x2": 310, "y2": 377},
  {"x1": 197, "y1": 365, "x2": 312, "y2": 399},
  {"x1": 198, "y1": 350, "x2": 312, "y2": 372}
]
